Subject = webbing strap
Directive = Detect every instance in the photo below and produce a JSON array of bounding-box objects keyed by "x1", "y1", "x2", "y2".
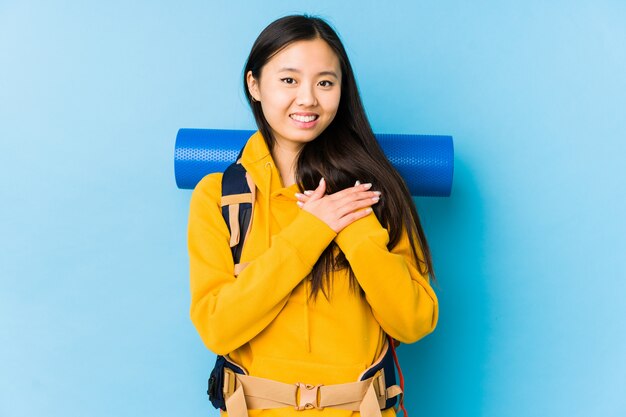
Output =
[
  {"x1": 233, "y1": 262, "x2": 249, "y2": 277},
  {"x1": 225, "y1": 384, "x2": 248, "y2": 417},
  {"x1": 220, "y1": 156, "x2": 256, "y2": 269},
  {"x1": 241, "y1": 173, "x2": 256, "y2": 250},
  {"x1": 223, "y1": 369, "x2": 401, "y2": 417},
  {"x1": 221, "y1": 193, "x2": 254, "y2": 248},
  {"x1": 318, "y1": 378, "x2": 371, "y2": 409},
  {"x1": 221, "y1": 193, "x2": 253, "y2": 206},
  {"x1": 237, "y1": 373, "x2": 297, "y2": 408},
  {"x1": 360, "y1": 382, "x2": 383, "y2": 417},
  {"x1": 386, "y1": 385, "x2": 403, "y2": 398},
  {"x1": 228, "y1": 204, "x2": 240, "y2": 247}
]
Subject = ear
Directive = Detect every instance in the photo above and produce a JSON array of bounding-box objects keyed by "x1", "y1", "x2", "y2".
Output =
[{"x1": 246, "y1": 71, "x2": 261, "y2": 102}]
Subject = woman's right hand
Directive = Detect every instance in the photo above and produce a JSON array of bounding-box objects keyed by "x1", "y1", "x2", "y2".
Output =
[{"x1": 295, "y1": 178, "x2": 381, "y2": 233}]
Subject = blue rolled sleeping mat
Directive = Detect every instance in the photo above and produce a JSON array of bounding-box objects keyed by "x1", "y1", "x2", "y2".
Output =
[{"x1": 174, "y1": 129, "x2": 454, "y2": 197}]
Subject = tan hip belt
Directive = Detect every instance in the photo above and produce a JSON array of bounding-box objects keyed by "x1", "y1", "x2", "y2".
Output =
[{"x1": 223, "y1": 367, "x2": 403, "y2": 417}]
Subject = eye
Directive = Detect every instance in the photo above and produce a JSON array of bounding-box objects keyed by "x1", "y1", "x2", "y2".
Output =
[
  {"x1": 281, "y1": 77, "x2": 296, "y2": 84},
  {"x1": 318, "y1": 80, "x2": 334, "y2": 87}
]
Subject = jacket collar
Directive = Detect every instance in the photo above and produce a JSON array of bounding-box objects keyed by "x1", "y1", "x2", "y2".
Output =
[{"x1": 240, "y1": 131, "x2": 289, "y2": 197}]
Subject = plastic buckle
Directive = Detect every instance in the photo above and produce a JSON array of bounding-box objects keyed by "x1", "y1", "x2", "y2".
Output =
[
  {"x1": 372, "y1": 371, "x2": 387, "y2": 406},
  {"x1": 295, "y1": 383, "x2": 322, "y2": 410},
  {"x1": 223, "y1": 368, "x2": 237, "y2": 398}
]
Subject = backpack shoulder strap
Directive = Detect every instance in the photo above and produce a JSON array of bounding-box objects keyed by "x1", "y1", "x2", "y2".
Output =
[{"x1": 220, "y1": 150, "x2": 256, "y2": 275}]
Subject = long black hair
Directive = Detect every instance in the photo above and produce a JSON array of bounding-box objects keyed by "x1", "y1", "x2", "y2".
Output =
[{"x1": 243, "y1": 15, "x2": 436, "y2": 298}]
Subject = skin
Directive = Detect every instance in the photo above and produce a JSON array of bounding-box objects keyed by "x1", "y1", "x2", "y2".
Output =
[
  {"x1": 246, "y1": 38, "x2": 381, "y2": 233},
  {"x1": 295, "y1": 179, "x2": 382, "y2": 233}
]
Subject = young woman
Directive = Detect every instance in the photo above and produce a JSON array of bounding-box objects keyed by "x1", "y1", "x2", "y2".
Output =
[{"x1": 188, "y1": 15, "x2": 438, "y2": 417}]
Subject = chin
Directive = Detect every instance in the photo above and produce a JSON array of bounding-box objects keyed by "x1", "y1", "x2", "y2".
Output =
[{"x1": 288, "y1": 131, "x2": 321, "y2": 143}]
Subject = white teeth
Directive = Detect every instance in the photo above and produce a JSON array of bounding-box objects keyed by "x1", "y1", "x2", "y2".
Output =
[{"x1": 290, "y1": 114, "x2": 318, "y2": 122}]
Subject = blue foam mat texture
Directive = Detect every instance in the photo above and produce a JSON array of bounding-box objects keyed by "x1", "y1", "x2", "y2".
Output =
[{"x1": 175, "y1": 129, "x2": 453, "y2": 197}]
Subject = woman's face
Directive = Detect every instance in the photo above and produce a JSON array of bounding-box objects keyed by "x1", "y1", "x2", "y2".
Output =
[{"x1": 247, "y1": 38, "x2": 342, "y2": 151}]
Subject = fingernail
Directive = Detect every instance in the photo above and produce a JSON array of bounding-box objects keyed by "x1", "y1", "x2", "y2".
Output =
[
  {"x1": 295, "y1": 193, "x2": 303, "y2": 198},
  {"x1": 319, "y1": 177, "x2": 325, "y2": 185},
  {"x1": 364, "y1": 208, "x2": 372, "y2": 214},
  {"x1": 355, "y1": 180, "x2": 361, "y2": 186},
  {"x1": 304, "y1": 190, "x2": 313, "y2": 196},
  {"x1": 372, "y1": 197, "x2": 380, "y2": 202},
  {"x1": 374, "y1": 191, "x2": 382, "y2": 196},
  {"x1": 363, "y1": 183, "x2": 372, "y2": 190},
  {"x1": 296, "y1": 201, "x2": 304, "y2": 207}
]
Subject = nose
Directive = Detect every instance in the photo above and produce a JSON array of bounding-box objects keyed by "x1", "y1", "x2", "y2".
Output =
[{"x1": 296, "y1": 84, "x2": 317, "y2": 107}]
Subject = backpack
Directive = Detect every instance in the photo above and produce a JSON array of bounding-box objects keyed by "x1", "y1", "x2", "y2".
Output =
[{"x1": 207, "y1": 153, "x2": 407, "y2": 416}]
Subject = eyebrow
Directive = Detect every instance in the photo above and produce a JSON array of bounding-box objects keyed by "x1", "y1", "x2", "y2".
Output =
[{"x1": 277, "y1": 67, "x2": 339, "y2": 78}]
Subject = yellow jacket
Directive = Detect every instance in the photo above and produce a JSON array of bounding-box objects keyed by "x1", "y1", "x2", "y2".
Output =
[{"x1": 188, "y1": 131, "x2": 438, "y2": 417}]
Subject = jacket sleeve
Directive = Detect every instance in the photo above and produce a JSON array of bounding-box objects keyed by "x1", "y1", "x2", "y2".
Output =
[
  {"x1": 334, "y1": 212, "x2": 439, "y2": 343},
  {"x1": 188, "y1": 174, "x2": 337, "y2": 355}
]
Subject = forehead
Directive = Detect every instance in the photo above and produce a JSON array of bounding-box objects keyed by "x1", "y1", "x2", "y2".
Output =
[{"x1": 263, "y1": 38, "x2": 341, "y2": 75}]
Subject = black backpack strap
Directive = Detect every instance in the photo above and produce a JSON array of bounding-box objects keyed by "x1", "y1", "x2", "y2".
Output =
[
  {"x1": 220, "y1": 148, "x2": 255, "y2": 272},
  {"x1": 208, "y1": 148, "x2": 255, "y2": 409}
]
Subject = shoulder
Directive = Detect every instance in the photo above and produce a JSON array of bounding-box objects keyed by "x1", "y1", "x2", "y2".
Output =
[{"x1": 190, "y1": 172, "x2": 224, "y2": 211}]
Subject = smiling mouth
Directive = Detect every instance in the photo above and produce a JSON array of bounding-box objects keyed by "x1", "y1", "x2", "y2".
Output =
[{"x1": 289, "y1": 114, "x2": 319, "y2": 122}]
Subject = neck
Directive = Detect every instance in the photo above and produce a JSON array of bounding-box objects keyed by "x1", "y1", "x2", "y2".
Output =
[{"x1": 271, "y1": 140, "x2": 302, "y2": 187}]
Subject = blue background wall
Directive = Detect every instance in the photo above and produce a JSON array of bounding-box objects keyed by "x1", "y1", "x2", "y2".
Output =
[{"x1": 1, "y1": 1, "x2": 625, "y2": 416}]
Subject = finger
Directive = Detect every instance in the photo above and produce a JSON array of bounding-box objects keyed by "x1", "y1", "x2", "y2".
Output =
[
  {"x1": 309, "y1": 177, "x2": 326, "y2": 201},
  {"x1": 334, "y1": 190, "x2": 382, "y2": 207},
  {"x1": 329, "y1": 182, "x2": 373, "y2": 201},
  {"x1": 335, "y1": 195, "x2": 380, "y2": 218},
  {"x1": 294, "y1": 192, "x2": 311, "y2": 202}
]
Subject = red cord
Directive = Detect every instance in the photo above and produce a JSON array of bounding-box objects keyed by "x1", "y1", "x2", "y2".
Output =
[{"x1": 388, "y1": 336, "x2": 408, "y2": 417}]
